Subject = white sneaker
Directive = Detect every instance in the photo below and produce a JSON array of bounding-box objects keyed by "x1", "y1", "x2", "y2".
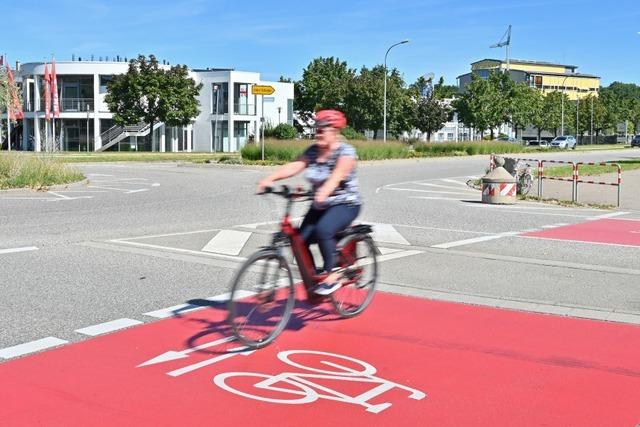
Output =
[{"x1": 313, "y1": 282, "x2": 341, "y2": 296}]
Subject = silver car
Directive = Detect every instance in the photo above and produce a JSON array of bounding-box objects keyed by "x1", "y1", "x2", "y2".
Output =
[{"x1": 550, "y1": 135, "x2": 577, "y2": 149}]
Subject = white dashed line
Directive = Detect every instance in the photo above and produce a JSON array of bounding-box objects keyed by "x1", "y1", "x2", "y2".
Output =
[
  {"x1": 0, "y1": 337, "x2": 69, "y2": 359},
  {"x1": 431, "y1": 232, "x2": 520, "y2": 249},
  {"x1": 75, "y1": 318, "x2": 144, "y2": 336},
  {"x1": 0, "y1": 246, "x2": 38, "y2": 255}
]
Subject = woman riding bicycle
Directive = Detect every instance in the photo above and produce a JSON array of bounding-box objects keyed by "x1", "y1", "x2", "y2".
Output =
[{"x1": 257, "y1": 109, "x2": 361, "y2": 296}]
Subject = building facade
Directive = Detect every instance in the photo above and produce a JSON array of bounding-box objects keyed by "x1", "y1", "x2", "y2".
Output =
[
  {"x1": 457, "y1": 59, "x2": 600, "y2": 100},
  {"x1": 4, "y1": 60, "x2": 293, "y2": 152}
]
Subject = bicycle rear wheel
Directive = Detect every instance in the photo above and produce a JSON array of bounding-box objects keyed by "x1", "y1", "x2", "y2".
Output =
[
  {"x1": 519, "y1": 173, "x2": 533, "y2": 196},
  {"x1": 227, "y1": 250, "x2": 295, "y2": 348},
  {"x1": 331, "y1": 234, "x2": 378, "y2": 318}
]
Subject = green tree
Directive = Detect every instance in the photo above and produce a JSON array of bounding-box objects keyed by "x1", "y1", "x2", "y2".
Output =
[
  {"x1": 509, "y1": 83, "x2": 538, "y2": 138},
  {"x1": 486, "y1": 71, "x2": 514, "y2": 139},
  {"x1": 344, "y1": 65, "x2": 409, "y2": 138},
  {"x1": 453, "y1": 74, "x2": 492, "y2": 139},
  {"x1": 432, "y1": 76, "x2": 458, "y2": 99},
  {"x1": 528, "y1": 90, "x2": 546, "y2": 140},
  {"x1": 105, "y1": 55, "x2": 202, "y2": 151},
  {"x1": 295, "y1": 57, "x2": 355, "y2": 120},
  {"x1": 412, "y1": 96, "x2": 450, "y2": 141},
  {"x1": 541, "y1": 91, "x2": 565, "y2": 137}
]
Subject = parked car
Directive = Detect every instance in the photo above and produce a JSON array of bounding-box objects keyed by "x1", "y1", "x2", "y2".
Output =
[
  {"x1": 550, "y1": 135, "x2": 577, "y2": 149},
  {"x1": 631, "y1": 134, "x2": 640, "y2": 147},
  {"x1": 526, "y1": 139, "x2": 548, "y2": 147}
]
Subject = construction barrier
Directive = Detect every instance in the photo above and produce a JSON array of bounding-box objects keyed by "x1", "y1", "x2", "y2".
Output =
[
  {"x1": 539, "y1": 160, "x2": 577, "y2": 202},
  {"x1": 576, "y1": 162, "x2": 622, "y2": 207}
]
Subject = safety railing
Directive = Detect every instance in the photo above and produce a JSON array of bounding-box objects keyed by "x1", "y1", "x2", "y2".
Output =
[
  {"x1": 540, "y1": 160, "x2": 577, "y2": 202},
  {"x1": 576, "y1": 162, "x2": 622, "y2": 207}
]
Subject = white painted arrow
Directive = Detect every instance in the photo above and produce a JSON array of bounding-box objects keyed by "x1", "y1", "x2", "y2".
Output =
[{"x1": 137, "y1": 336, "x2": 236, "y2": 367}]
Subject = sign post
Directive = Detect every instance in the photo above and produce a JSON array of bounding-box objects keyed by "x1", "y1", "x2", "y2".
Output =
[{"x1": 251, "y1": 85, "x2": 275, "y2": 161}]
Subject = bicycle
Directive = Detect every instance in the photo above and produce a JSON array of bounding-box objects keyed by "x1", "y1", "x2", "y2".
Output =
[
  {"x1": 227, "y1": 185, "x2": 379, "y2": 349},
  {"x1": 466, "y1": 158, "x2": 534, "y2": 196}
]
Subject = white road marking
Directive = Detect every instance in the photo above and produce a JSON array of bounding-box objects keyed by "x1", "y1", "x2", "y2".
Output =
[
  {"x1": 378, "y1": 247, "x2": 403, "y2": 255},
  {"x1": 109, "y1": 239, "x2": 247, "y2": 262},
  {"x1": 440, "y1": 178, "x2": 471, "y2": 187},
  {"x1": 138, "y1": 336, "x2": 236, "y2": 367},
  {"x1": 595, "y1": 212, "x2": 629, "y2": 219},
  {"x1": 152, "y1": 183, "x2": 161, "y2": 187},
  {"x1": 143, "y1": 291, "x2": 255, "y2": 319},
  {"x1": 202, "y1": 230, "x2": 252, "y2": 255},
  {"x1": 0, "y1": 337, "x2": 68, "y2": 359},
  {"x1": 417, "y1": 182, "x2": 477, "y2": 192},
  {"x1": 75, "y1": 318, "x2": 143, "y2": 336},
  {"x1": 144, "y1": 303, "x2": 204, "y2": 319},
  {"x1": 0, "y1": 246, "x2": 38, "y2": 255},
  {"x1": 116, "y1": 228, "x2": 219, "y2": 241},
  {"x1": 431, "y1": 232, "x2": 520, "y2": 249},
  {"x1": 364, "y1": 222, "x2": 410, "y2": 245},
  {"x1": 126, "y1": 189, "x2": 149, "y2": 194},
  {"x1": 519, "y1": 235, "x2": 640, "y2": 249},
  {"x1": 410, "y1": 196, "x2": 469, "y2": 202},
  {"x1": 376, "y1": 249, "x2": 423, "y2": 262},
  {"x1": 167, "y1": 346, "x2": 253, "y2": 377},
  {"x1": 386, "y1": 187, "x2": 473, "y2": 196}
]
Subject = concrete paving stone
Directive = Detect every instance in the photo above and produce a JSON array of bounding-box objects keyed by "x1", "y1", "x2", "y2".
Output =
[{"x1": 606, "y1": 312, "x2": 640, "y2": 325}]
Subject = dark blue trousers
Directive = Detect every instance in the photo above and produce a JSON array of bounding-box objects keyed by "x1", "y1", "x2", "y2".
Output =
[{"x1": 299, "y1": 203, "x2": 361, "y2": 273}]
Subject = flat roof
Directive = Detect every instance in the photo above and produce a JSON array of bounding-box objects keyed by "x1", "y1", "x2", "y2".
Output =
[
  {"x1": 471, "y1": 58, "x2": 578, "y2": 69},
  {"x1": 456, "y1": 70, "x2": 600, "y2": 80}
]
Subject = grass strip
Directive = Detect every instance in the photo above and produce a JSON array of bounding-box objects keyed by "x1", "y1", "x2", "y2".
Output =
[{"x1": 0, "y1": 154, "x2": 85, "y2": 190}]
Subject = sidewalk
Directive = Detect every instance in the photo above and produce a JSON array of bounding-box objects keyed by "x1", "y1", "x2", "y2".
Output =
[{"x1": 538, "y1": 169, "x2": 640, "y2": 210}]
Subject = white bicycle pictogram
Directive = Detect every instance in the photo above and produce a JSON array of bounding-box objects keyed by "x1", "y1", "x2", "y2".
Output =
[{"x1": 213, "y1": 350, "x2": 426, "y2": 413}]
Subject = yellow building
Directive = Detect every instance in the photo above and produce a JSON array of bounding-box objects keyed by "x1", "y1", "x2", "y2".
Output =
[{"x1": 458, "y1": 59, "x2": 600, "y2": 100}]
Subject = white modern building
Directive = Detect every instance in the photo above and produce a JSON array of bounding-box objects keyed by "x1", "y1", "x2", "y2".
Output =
[{"x1": 3, "y1": 59, "x2": 294, "y2": 152}]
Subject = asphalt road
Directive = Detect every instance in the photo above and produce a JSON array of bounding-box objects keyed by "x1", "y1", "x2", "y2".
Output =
[{"x1": 1, "y1": 149, "x2": 640, "y2": 352}]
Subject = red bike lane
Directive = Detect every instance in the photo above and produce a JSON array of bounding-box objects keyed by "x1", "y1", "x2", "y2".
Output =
[{"x1": 1, "y1": 292, "x2": 640, "y2": 426}]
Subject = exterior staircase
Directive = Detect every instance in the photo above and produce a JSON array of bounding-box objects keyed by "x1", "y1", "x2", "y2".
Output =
[{"x1": 98, "y1": 123, "x2": 163, "y2": 152}]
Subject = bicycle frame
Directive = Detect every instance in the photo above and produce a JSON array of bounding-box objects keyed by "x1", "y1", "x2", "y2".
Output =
[{"x1": 272, "y1": 190, "x2": 361, "y2": 300}]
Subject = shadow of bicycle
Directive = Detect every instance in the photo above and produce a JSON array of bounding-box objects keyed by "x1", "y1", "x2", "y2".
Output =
[{"x1": 168, "y1": 292, "x2": 341, "y2": 357}]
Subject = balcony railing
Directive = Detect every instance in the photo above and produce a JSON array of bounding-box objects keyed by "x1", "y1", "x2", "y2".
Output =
[
  {"x1": 234, "y1": 103, "x2": 256, "y2": 115},
  {"x1": 61, "y1": 98, "x2": 94, "y2": 112},
  {"x1": 39, "y1": 98, "x2": 94, "y2": 112}
]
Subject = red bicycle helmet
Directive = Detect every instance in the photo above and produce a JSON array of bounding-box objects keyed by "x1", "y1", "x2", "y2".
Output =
[{"x1": 315, "y1": 109, "x2": 347, "y2": 129}]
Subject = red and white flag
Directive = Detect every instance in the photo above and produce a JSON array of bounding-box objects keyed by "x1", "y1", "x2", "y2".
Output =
[
  {"x1": 44, "y1": 63, "x2": 52, "y2": 120},
  {"x1": 51, "y1": 59, "x2": 60, "y2": 118},
  {"x1": 6, "y1": 61, "x2": 24, "y2": 120}
]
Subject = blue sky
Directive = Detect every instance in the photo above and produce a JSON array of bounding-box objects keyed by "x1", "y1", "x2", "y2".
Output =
[{"x1": 6, "y1": 0, "x2": 640, "y2": 86}]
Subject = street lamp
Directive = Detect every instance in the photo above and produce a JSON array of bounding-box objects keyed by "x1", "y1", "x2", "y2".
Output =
[
  {"x1": 383, "y1": 39, "x2": 409, "y2": 142},
  {"x1": 560, "y1": 74, "x2": 572, "y2": 136}
]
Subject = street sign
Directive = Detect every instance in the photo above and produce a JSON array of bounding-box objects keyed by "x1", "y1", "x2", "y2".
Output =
[
  {"x1": 263, "y1": 97, "x2": 275, "y2": 103},
  {"x1": 251, "y1": 85, "x2": 275, "y2": 95}
]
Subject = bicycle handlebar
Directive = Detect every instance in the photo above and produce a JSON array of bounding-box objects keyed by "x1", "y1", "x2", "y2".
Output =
[{"x1": 260, "y1": 185, "x2": 314, "y2": 200}]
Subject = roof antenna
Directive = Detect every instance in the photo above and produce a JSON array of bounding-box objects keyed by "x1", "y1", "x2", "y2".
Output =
[{"x1": 490, "y1": 24, "x2": 511, "y2": 72}]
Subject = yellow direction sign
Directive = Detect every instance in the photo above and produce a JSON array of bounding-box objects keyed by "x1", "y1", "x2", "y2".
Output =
[{"x1": 251, "y1": 85, "x2": 275, "y2": 96}]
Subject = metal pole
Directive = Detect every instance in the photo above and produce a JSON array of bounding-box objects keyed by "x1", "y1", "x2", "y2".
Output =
[
  {"x1": 261, "y1": 94, "x2": 265, "y2": 161},
  {"x1": 590, "y1": 96, "x2": 594, "y2": 145},
  {"x1": 86, "y1": 105, "x2": 90, "y2": 152},
  {"x1": 213, "y1": 85, "x2": 219, "y2": 152},
  {"x1": 576, "y1": 97, "x2": 579, "y2": 142},
  {"x1": 383, "y1": 40, "x2": 409, "y2": 142}
]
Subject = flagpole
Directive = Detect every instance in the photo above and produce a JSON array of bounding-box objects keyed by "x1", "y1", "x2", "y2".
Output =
[{"x1": 5, "y1": 53, "x2": 11, "y2": 152}]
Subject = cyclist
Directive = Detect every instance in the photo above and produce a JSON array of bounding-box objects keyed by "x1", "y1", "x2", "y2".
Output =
[{"x1": 257, "y1": 109, "x2": 361, "y2": 295}]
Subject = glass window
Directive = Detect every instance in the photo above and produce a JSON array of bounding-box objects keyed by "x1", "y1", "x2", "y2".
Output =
[
  {"x1": 212, "y1": 83, "x2": 228, "y2": 114},
  {"x1": 287, "y1": 99, "x2": 294, "y2": 125},
  {"x1": 211, "y1": 120, "x2": 228, "y2": 151}
]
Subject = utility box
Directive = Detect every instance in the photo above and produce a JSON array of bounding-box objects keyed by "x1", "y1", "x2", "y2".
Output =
[{"x1": 482, "y1": 157, "x2": 517, "y2": 204}]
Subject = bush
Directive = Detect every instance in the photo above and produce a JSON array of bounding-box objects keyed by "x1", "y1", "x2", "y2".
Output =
[
  {"x1": 341, "y1": 126, "x2": 366, "y2": 140},
  {"x1": 414, "y1": 141, "x2": 525, "y2": 157},
  {"x1": 272, "y1": 123, "x2": 297, "y2": 140}
]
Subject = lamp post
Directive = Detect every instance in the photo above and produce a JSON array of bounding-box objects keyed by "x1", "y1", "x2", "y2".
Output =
[
  {"x1": 560, "y1": 75, "x2": 570, "y2": 136},
  {"x1": 383, "y1": 39, "x2": 409, "y2": 142},
  {"x1": 86, "y1": 104, "x2": 90, "y2": 152}
]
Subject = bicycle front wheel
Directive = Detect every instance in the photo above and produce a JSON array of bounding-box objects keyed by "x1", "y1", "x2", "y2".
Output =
[
  {"x1": 331, "y1": 234, "x2": 378, "y2": 318},
  {"x1": 227, "y1": 250, "x2": 295, "y2": 348}
]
